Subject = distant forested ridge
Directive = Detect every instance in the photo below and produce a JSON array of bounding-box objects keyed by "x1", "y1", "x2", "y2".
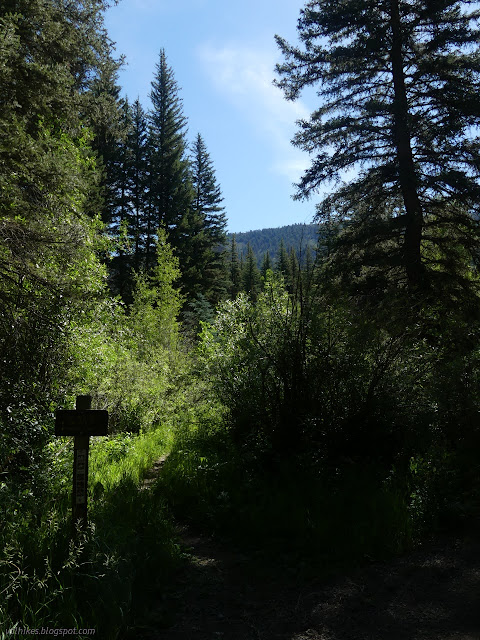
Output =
[{"x1": 228, "y1": 222, "x2": 319, "y2": 264}]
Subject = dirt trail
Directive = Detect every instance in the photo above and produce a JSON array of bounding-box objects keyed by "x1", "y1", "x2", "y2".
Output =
[{"x1": 136, "y1": 460, "x2": 480, "y2": 640}]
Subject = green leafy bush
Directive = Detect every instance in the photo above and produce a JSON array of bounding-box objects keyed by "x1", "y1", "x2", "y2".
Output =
[
  {"x1": 199, "y1": 272, "x2": 434, "y2": 466},
  {"x1": 160, "y1": 416, "x2": 412, "y2": 568}
]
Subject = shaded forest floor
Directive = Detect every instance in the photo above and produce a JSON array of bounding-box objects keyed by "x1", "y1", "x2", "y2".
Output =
[{"x1": 127, "y1": 461, "x2": 480, "y2": 640}]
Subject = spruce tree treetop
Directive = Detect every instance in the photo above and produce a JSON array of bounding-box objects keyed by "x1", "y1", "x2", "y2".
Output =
[
  {"x1": 191, "y1": 133, "x2": 227, "y2": 244},
  {"x1": 150, "y1": 49, "x2": 189, "y2": 155},
  {"x1": 184, "y1": 133, "x2": 228, "y2": 303},
  {"x1": 275, "y1": 0, "x2": 480, "y2": 297},
  {"x1": 148, "y1": 48, "x2": 192, "y2": 245}
]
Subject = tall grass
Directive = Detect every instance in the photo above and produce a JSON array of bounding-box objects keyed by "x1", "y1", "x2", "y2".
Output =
[
  {"x1": 0, "y1": 421, "x2": 178, "y2": 640},
  {"x1": 159, "y1": 418, "x2": 413, "y2": 571},
  {"x1": 89, "y1": 425, "x2": 174, "y2": 490}
]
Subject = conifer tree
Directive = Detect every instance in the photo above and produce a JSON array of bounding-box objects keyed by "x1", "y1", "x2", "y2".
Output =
[
  {"x1": 108, "y1": 98, "x2": 134, "y2": 298},
  {"x1": 288, "y1": 247, "x2": 300, "y2": 293},
  {"x1": 128, "y1": 99, "x2": 150, "y2": 271},
  {"x1": 303, "y1": 245, "x2": 316, "y2": 280},
  {"x1": 275, "y1": 0, "x2": 480, "y2": 298},
  {"x1": 147, "y1": 49, "x2": 193, "y2": 271},
  {"x1": 105, "y1": 97, "x2": 152, "y2": 301},
  {"x1": 191, "y1": 134, "x2": 227, "y2": 242},
  {"x1": 276, "y1": 239, "x2": 290, "y2": 278},
  {"x1": 239, "y1": 251, "x2": 245, "y2": 283},
  {"x1": 87, "y1": 54, "x2": 126, "y2": 226},
  {"x1": 229, "y1": 234, "x2": 242, "y2": 298},
  {"x1": 261, "y1": 251, "x2": 273, "y2": 279},
  {"x1": 243, "y1": 244, "x2": 261, "y2": 301},
  {"x1": 0, "y1": 0, "x2": 113, "y2": 458},
  {"x1": 182, "y1": 133, "x2": 227, "y2": 302},
  {"x1": 176, "y1": 206, "x2": 206, "y2": 299}
]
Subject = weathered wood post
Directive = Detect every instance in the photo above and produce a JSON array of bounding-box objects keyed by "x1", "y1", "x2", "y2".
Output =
[
  {"x1": 55, "y1": 395, "x2": 108, "y2": 532},
  {"x1": 72, "y1": 395, "x2": 91, "y2": 528}
]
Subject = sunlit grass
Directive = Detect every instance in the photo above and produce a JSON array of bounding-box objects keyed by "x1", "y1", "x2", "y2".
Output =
[
  {"x1": 0, "y1": 421, "x2": 178, "y2": 640},
  {"x1": 89, "y1": 421, "x2": 174, "y2": 491}
]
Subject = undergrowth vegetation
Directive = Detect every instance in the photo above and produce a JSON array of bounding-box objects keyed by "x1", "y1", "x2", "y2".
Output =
[
  {"x1": 160, "y1": 422, "x2": 413, "y2": 569},
  {"x1": 3, "y1": 253, "x2": 480, "y2": 637},
  {"x1": 160, "y1": 272, "x2": 480, "y2": 572},
  {"x1": 0, "y1": 418, "x2": 182, "y2": 639},
  {"x1": 0, "y1": 232, "x2": 190, "y2": 638}
]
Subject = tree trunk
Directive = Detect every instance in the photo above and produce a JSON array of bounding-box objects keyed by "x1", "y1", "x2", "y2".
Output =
[{"x1": 389, "y1": 0, "x2": 425, "y2": 286}]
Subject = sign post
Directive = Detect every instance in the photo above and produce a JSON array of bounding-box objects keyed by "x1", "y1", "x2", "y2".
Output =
[{"x1": 55, "y1": 395, "x2": 108, "y2": 531}]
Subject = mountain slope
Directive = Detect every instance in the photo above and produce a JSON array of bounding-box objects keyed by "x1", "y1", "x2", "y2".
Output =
[{"x1": 228, "y1": 223, "x2": 319, "y2": 263}]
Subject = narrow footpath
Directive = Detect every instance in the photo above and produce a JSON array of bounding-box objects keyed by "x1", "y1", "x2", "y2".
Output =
[{"x1": 133, "y1": 460, "x2": 480, "y2": 640}]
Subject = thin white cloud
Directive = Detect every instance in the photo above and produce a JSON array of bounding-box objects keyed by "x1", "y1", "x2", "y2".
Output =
[
  {"x1": 198, "y1": 42, "x2": 311, "y2": 183},
  {"x1": 127, "y1": 0, "x2": 206, "y2": 14},
  {"x1": 126, "y1": 0, "x2": 161, "y2": 12}
]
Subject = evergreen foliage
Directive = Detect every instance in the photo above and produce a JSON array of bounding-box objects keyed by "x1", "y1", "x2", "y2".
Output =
[
  {"x1": 0, "y1": 0, "x2": 113, "y2": 468},
  {"x1": 87, "y1": 54, "x2": 126, "y2": 226},
  {"x1": 275, "y1": 0, "x2": 480, "y2": 300},
  {"x1": 181, "y1": 133, "x2": 227, "y2": 302},
  {"x1": 242, "y1": 244, "x2": 262, "y2": 301},
  {"x1": 128, "y1": 99, "x2": 150, "y2": 268},
  {"x1": 147, "y1": 49, "x2": 193, "y2": 270},
  {"x1": 128, "y1": 99, "x2": 150, "y2": 272},
  {"x1": 108, "y1": 98, "x2": 150, "y2": 300},
  {"x1": 229, "y1": 223, "x2": 319, "y2": 265},
  {"x1": 276, "y1": 239, "x2": 290, "y2": 278},
  {"x1": 228, "y1": 234, "x2": 243, "y2": 298},
  {"x1": 261, "y1": 251, "x2": 273, "y2": 278}
]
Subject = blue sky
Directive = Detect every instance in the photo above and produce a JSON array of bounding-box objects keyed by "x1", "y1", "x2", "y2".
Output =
[{"x1": 104, "y1": 0, "x2": 321, "y2": 233}]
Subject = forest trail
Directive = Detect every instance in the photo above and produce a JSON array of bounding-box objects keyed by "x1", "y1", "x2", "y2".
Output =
[{"x1": 133, "y1": 460, "x2": 480, "y2": 640}]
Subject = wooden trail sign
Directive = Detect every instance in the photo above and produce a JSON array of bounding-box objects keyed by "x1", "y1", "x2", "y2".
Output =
[
  {"x1": 55, "y1": 395, "x2": 108, "y2": 531},
  {"x1": 55, "y1": 410, "x2": 108, "y2": 436}
]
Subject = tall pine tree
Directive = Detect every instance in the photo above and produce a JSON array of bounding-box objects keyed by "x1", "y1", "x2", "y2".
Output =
[
  {"x1": 228, "y1": 234, "x2": 242, "y2": 298},
  {"x1": 147, "y1": 49, "x2": 193, "y2": 271},
  {"x1": 182, "y1": 133, "x2": 227, "y2": 302},
  {"x1": 275, "y1": 0, "x2": 480, "y2": 300},
  {"x1": 87, "y1": 54, "x2": 126, "y2": 226},
  {"x1": 276, "y1": 239, "x2": 290, "y2": 278},
  {"x1": 261, "y1": 251, "x2": 273, "y2": 279},
  {"x1": 243, "y1": 244, "x2": 261, "y2": 301},
  {"x1": 128, "y1": 98, "x2": 149, "y2": 272}
]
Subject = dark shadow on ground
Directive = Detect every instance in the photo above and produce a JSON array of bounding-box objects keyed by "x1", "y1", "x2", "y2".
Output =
[{"x1": 126, "y1": 527, "x2": 480, "y2": 640}]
